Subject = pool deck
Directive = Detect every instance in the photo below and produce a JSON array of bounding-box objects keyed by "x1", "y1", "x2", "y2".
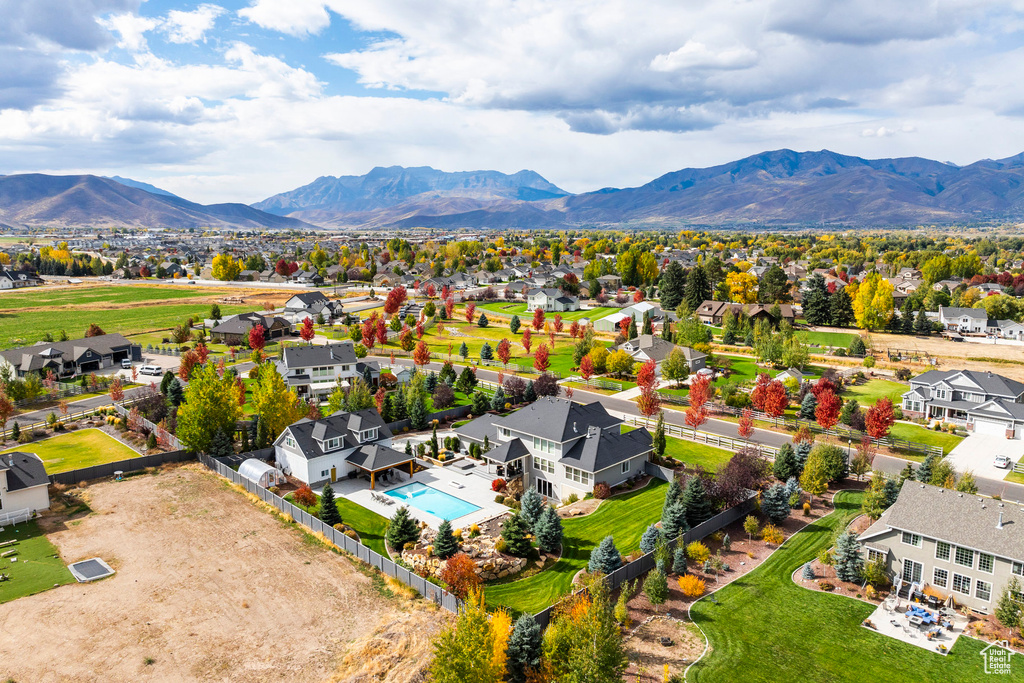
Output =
[{"x1": 330, "y1": 462, "x2": 510, "y2": 529}]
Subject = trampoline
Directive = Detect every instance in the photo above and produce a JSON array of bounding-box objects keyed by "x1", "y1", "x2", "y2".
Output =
[{"x1": 68, "y1": 558, "x2": 115, "y2": 582}]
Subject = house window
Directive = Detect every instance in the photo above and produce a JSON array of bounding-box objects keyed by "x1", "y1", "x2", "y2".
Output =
[
  {"x1": 564, "y1": 466, "x2": 592, "y2": 486},
  {"x1": 312, "y1": 366, "x2": 334, "y2": 379},
  {"x1": 954, "y1": 546, "x2": 975, "y2": 568},
  {"x1": 620, "y1": 461, "x2": 630, "y2": 475},
  {"x1": 1012, "y1": 561, "x2": 1024, "y2": 577},
  {"x1": 977, "y1": 580, "x2": 993, "y2": 602},
  {"x1": 867, "y1": 549, "x2": 884, "y2": 563},
  {"x1": 534, "y1": 458, "x2": 554, "y2": 474},
  {"x1": 952, "y1": 574, "x2": 972, "y2": 595},
  {"x1": 285, "y1": 436, "x2": 296, "y2": 448},
  {"x1": 933, "y1": 568, "x2": 949, "y2": 588},
  {"x1": 320, "y1": 469, "x2": 330, "y2": 478},
  {"x1": 901, "y1": 532, "x2": 921, "y2": 547},
  {"x1": 325, "y1": 437, "x2": 340, "y2": 451},
  {"x1": 500, "y1": 428, "x2": 511, "y2": 439},
  {"x1": 979, "y1": 553, "x2": 995, "y2": 574},
  {"x1": 936, "y1": 541, "x2": 951, "y2": 561},
  {"x1": 533, "y1": 437, "x2": 555, "y2": 454}
]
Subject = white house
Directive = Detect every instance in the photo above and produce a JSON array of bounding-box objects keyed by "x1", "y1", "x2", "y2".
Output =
[
  {"x1": 902, "y1": 369, "x2": 1024, "y2": 438},
  {"x1": 939, "y1": 307, "x2": 989, "y2": 334},
  {"x1": 613, "y1": 335, "x2": 706, "y2": 374},
  {"x1": 525, "y1": 288, "x2": 580, "y2": 312},
  {"x1": 275, "y1": 342, "x2": 377, "y2": 403},
  {"x1": 0, "y1": 452, "x2": 50, "y2": 514}
]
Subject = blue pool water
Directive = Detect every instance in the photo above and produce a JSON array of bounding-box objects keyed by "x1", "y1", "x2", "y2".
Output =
[{"x1": 386, "y1": 482, "x2": 481, "y2": 520}]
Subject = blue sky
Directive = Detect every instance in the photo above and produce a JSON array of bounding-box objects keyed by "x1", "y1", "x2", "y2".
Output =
[{"x1": 3, "y1": 0, "x2": 1024, "y2": 204}]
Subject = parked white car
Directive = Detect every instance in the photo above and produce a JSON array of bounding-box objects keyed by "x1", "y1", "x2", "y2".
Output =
[
  {"x1": 994, "y1": 455, "x2": 1012, "y2": 469},
  {"x1": 139, "y1": 365, "x2": 162, "y2": 376}
]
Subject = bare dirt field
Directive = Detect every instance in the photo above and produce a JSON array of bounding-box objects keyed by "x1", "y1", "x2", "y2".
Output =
[{"x1": 0, "y1": 465, "x2": 441, "y2": 683}]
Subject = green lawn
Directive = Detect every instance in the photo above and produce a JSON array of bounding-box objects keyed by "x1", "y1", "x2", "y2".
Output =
[
  {"x1": 663, "y1": 436, "x2": 733, "y2": 471},
  {"x1": 797, "y1": 330, "x2": 858, "y2": 348},
  {"x1": 0, "y1": 284, "x2": 229, "y2": 310},
  {"x1": 688, "y1": 490, "x2": 1007, "y2": 682},
  {"x1": 842, "y1": 379, "x2": 906, "y2": 407},
  {"x1": 0, "y1": 521, "x2": 75, "y2": 604},
  {"x1": 285, "y1": 492, "x2": 390, "y2": 556},
  {"x1": 476, "y1": 302, "x2": 617, "y2": 322},
  {"x1": 485, "y1": 478, "x2": 668, "y2": 615},
  {"x1": 888, "y1": 423, "x2": 963, "y2": 455},
  {"x1": 2, "y1": 428, "x2": 140, "y2": 474}
]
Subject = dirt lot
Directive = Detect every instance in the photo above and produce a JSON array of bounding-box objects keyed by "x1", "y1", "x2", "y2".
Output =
[{"x1": 0, "y1": 465, "x2": 440, "y2": 683}]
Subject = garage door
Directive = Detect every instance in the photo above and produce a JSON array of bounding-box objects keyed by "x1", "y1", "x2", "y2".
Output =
[{"x1": 973, "y1": 418, "x2": 1010, "y2": 437}]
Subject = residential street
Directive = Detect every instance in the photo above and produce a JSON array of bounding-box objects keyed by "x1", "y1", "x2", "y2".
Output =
[{"x1": 12, "y1": 385, "x2": 151, "y2": 427}]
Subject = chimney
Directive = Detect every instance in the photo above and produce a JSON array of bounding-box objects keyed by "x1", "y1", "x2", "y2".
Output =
[{"x1": 998, "y1": 512, "x2": 1005, "y2": 530}]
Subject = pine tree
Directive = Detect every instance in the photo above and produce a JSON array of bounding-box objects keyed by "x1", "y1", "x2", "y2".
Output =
[
  {"x1": 320, "y1": 484, "x2": 343, "y2": 527},
  {"x1": 478, "y1": 312, "x2": 489, "y2": 328},
  {"x1": 672, "y1": 545, "x2": 688, "y2": 575},
  {"x1": 501, "y1": 512, "x2": 532, "y2": 557},
  {"x1": 761, "y1": 483, "x2": 790, "y2": 524},
  {"x1": 829, "y1": 287, "x2": 855, "y2": 327},
  {"x1": 664, "y1": 477, "x2": 682, "y2": 509},
  {"x1": 535, "y1": 504, "x2": 564, "y2": 553},
  {"x1": 408, "y1": 397, "x2": 428, "y2": 430},
  {"x1": 405, "y1": 440, "x2": 413, "y2": 455},
  {"x1": 627, "y1": 315, "x2": 638, "y2": 340},
  {"x1": 490, "y1": 386, "x2": 507, "y2": 411},
  {"x1": 10, "y1": 421, "x2": 20, "y2": 442},
  {"x1": 247, "y1": 414, "x2": 259, "y2": 446},
  {"x1": 660, "y1": 501, "x2": 688, "y2": 540},
  {"x1": 883, "y1": 478, "x2": 900, "y2": 507},
  {"x1": 385, "y1": 506, "x2": 420, "y2": 550},
  {"x1": 425, "y1": 372, "x2": 438, "y2": 393},
  {"x1": 520, "y1": 488, "x2": 544, "y2": 528},
  {"x1": 799, "y1": 391, "x2": 817, "y2": 419},
  {"x1": 434, "y1": 519, "x2": 459, "y2": 559},
  {"x1": 833, "y1": 530, "x2": 864, "y2": 582},
  {"x1": 506, "y1": 613, "x2": 543, "y2": 683},
  {"x1": 917, "y1": 453, "x2": 938, "y2": 483},
  {"x1": 681, "y1": 476, "x2": 713, "y2": 527},
  {"x1": 996, "y1": 576, "x2": 1024, "y2": 628},
  {"x1": 658, "y1": 262, "x2": 686, "y2": 311},
  {"x1": 802, "y1": 274, "x2": 831, "y2": 325},
  {"x1": 661, "y1": 320, "x2": 673, "y2": 341},
  {"x1": 458, "y1": 341, "x2": 468, "y2": 359},
  {"x1": 523, "y1": 381, "x2": 536, "y2": 403},
  {"x1": 209, "y1": 429, "x2": 233, "y2": 458},
  {"x1": 472, "y1": 391, "x2": 490, "y2": 415},
  {"x1": 167, "y1": 377, "x2": 184, "y2": 406},
  {"x1": 684, "y1": 266, "x2": 710, "y2": 312},
  {"x1": 802, "y1": 562, "x2": 815, "y2": 580},
  {"x1": 509, "y1": 315, "x2": 521, "y2": 334},
  {"x1": 914, "y1": 307, "x2": 931, "y2": 335},
  {"x1": 644, "y1": 568, "x2": 668, "y2": 609},
  {"x1": 795, "y1": 441, "x2": 812, "y2": 470},
  {"x1": 898, "y1": 462, "x2": 915, "y2": 486},
  {"x1": 392, "y1": 390, "x2": 407, "y2": 420},
  {"x1": 653, "y1": 411, "x2": 666, "y2": 457},
  {"x1": 639, "y1": 523, "x2": 662, "y2": 554},
  {"x1": 588, "y1": 535, "x2": 623, "y2": 574},
  {"x1": 480, "y1": 342, "x2": 493, "y2": 360},
  {"x1": 848, "y1": 336, "x2": 866, "y2": 356},
  {"x1": 773, "y1": 443, "x2": 798, "y2": 481},
  {"x1": 641, "y1": 312, "x2": 653, "y2": 335}
]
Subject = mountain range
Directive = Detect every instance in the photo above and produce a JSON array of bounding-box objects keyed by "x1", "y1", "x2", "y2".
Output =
[{"x1": 7, "y1": 149, "x2": 1024, "y2": 229}]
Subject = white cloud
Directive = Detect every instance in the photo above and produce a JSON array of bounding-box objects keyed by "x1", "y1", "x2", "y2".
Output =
[
  {"x1": 649, "y1": 42, "x2": 759, "y2": 72},
  {"x1": 238, "y1": 0, "x2": 332, "y2": 37},
  {"x1": 101, "y1": 13, "x2": 159, "y2": 52},
  {"x1": 163, "y1": 4, "x2": 226, "y2": 44}
]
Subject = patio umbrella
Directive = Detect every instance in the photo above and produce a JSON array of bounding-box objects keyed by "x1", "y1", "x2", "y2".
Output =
[{"x1": 944, "y1": 594, "x2": 956, "y2": 609}]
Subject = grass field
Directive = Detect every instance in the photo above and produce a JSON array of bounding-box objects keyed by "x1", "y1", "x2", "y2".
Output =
[
  {"x1": 797, "y1": 330, "x2": 858, "y2": 348},
  {"x1": 2, "y1": 428, "x2": 139, "y2": 474},
  {"x1": 477, "y1": 302, "x2": 617, "y2": 322},
  {"x1": 842, "y1": 379, "x2": 906, "y2": 406},
  {"x1": 688, "y1": 490, "x2": 1005, "y2": 682},
  {"x1": 888, "y1": 422, "x2": 963, "y2": 455},
  {"x1": 0, "y1": 521, "x2": 75, "y2": 604},
  {"x1": 485, "y1": 478, "x2": 668, "y2": 615},
  {"x1": 663, "y1": 436, "x2": 733, "y2": 470},
  {"x1": 285, "y1": 491, "x2": 390, "y2": 556}
]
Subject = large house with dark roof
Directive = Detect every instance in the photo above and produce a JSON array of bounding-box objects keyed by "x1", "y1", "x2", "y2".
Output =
[
  {"x1": 273, "y1": 409, "x2": 412, "y2": 488},
  {"x1": 901, "y1": 369, "x2": 1024, "y2": 439},
  {"x1": 0, "y1": 451, "x2": 50, "y2": 514},
  {"x1": 275, "y1": 342, "x2": 377, "y2": 402},
  {"x1": 613, "y1": 334, "x2": 706, "y2": 375},
  {"x1": 0, "y1": 333, "x2": 138, "y2": 379},
  {"x1": 858, "y1": 482, "x2": 1024, "y2": 613},
  {"x1": 455, "y1": 397, "x2": 652, "y2": 501},
  {"x1": 525, "y1": 288, "x2": 579, "y2": 312},
  {"x1": 209, "y1": 312, "x2": 292, "y2": 346}
]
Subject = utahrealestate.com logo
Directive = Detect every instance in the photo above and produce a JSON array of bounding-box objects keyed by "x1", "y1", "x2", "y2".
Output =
[{"x1": 981, "y1": 641, "x2": 1015, "y2": 675}]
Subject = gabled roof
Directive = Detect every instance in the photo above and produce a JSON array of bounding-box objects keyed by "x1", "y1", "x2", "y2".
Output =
[
  {"x1": 559, "y1": 426, "x2": 653, "y2": 473},
  {"x1": 346, "y1": 444, "x2": 413, "y2": 472},
  {"x1": 909, "y1": 369, "x2": 1024, "y2": 399},
  {"x1": 498, "y1": 397, "x2": 620, "y2": 443},
  {"x1": 0, "y1": 333, "x2": 133, "y2": 369},
  {"x1": 484, "y1": 438, "x2": 531, "y2": 464},
  {"x1": 281, "y1": 342, "x2": 357, "y2": 369},
  {"x1": 286, "y1": 291, "x2": 329, "y2": 308},
  {"x1": 279, "y1": 409, "x2": 392, "y2": 460},
  {"x1": 0, "y1": 452, "x2": 48, "y2": 491},
  {"x1": 938, "y1": 306, "x2": 988, "y2": 320}
]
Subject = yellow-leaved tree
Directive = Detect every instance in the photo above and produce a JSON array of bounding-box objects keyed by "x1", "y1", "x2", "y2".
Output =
[
  {"x1": 725, "y1": 271, "x2": 758, "y2": 303},
  {"x1": 428, "y1": 590, "x2": 508, "y2": 683},
  {"x1": 850, "y1": 273, "x2": 894, "y2": 331},
  {"x1": 176, "y1": 362, "x2": 241, "y2": 453},
  {"x1": 250, "y1": 363, "x2": 306, "y2": 439},
  {"x1": 211, "y1": 253, "x2": 241, "y2": 281}
]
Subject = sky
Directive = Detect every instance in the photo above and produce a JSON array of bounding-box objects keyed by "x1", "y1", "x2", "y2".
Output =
[{"x1": 4, "y1": 0, "x2": 1024, "y2": 204}]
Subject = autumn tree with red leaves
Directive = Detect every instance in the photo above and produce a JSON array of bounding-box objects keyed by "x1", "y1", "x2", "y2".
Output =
[
  {"x1": 438, "y1": 553, "x2": 482, "y2": 600},
  {"x1": 532, "y1": 307, "x2": 545, "y2": 331},
  {"x1": 178, "y1": 350, "x2": 199, "y2": 380},
  {"x1": 300, "y1": 317, "x2": 315, "y2": 343},
  {"x1": 415, "y1": 320, "x2": 424, "y2": 339},
  {"x1": 685, "y1": 374, "x2": 713, "y2": 431},
  {"x1": 553, "y1": 314, "x2": 564, "y2": 334},
  {"x1": 444, "y1": 298, "x2": 455, "y2": 319},
  {"x1": 815, "y1": 388, "x2": 842, "y2": 431},
  {"x1": 633, "y1": 289, "x2": 644, "y2": 303},
  {"x1": 762, "y1": 380, "x2": 789, "y2": 426},
  {"x1": 375, "y1": 316, "x2": 388, "y2": 347},
  {"x1": 110, "y1": 377, "x2": 125, "y2": 402},
  {"x1": 496, "y1": 338, "x2": 512, "y2": 367},
  {"x1": 412, "y1": 340, "x2": 431, "y2": 367},
  {"x1": 738, "y1": 408, "x2": 755, "y2": 440},
  {"x1": 361, "y1": 315, "x2": 376, "y2": 350},
  {"x1": 383, "y1": 286, "x2": 407, "y2": 316},
  {"x1": 533, "y1": 344, "x2": 550, "y2": 373},
  {"x1": 580, "y1": 354, "x2": 594, "y2": 383},
  {"x1": 375, "y1": 386, "x2": 387, "y2": 414},
  {"x1": 750, "y1": 373, "x2": 771, "y2": 411},
  {"x1": 521, "y1": 328, "x2": 532, "y2": 354},
  {"x1": 865, "y1": 397, "x2": 897, "y2": 439},
  {"x1": 248, "y1": 324, "x2": 266, "y2": 353},
  {"x1": 195, "y1": 343, "x2": 210, "y2": 365},
  {"x1": 636, "y1": 359, "x2": 657, "y2": 392},
  {"x1": 569, "y1": 320, "x2": 580, "y2": 339},
  {"x1": 465, "y1": 302, "x2": 476, "y2": 324}
]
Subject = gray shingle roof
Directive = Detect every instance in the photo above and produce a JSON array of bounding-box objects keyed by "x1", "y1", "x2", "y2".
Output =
[
  {"x1": 497, "y1": 397, "x2": 620, "y2": 442},
  {"x1": 281, "y1": 409, "x2": 392, "y2": 460},
  {"x1": 484, "y1": 438, "x2": 531, "y2": 464},
  {"x1": 281, "y1": 342, "x2": 357, "y2": 369},
  {"x1": 0, "y1": 333, "x2": 133, "y2": 370},
  {"x1": 346, "y1": 444, "x2": 413, "y2": 471},
  {"x1": 558, "y1": 426, "x2": 653, "y2": 473},
  {"x1": 910, "y1": 369, "x2": 1024, "y2": 400},
  {"x1": 939, "y1": 306, "x2": 988, "y2": 320},
  {"x1": 859, "y1": 481, "x2": 1024, "y2": 562},
  {"x1": 0, "y1": 452, "x2": 48, "y2": 491}
]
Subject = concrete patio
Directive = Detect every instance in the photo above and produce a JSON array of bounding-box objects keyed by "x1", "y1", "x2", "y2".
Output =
[{"x1": 861, "y1": 598, "x2": 968, "y2": 656}]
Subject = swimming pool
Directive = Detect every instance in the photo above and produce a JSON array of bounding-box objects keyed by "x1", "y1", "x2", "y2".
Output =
[{"x1": 385, "y1": 482, "x2": 481, "y2": 520}]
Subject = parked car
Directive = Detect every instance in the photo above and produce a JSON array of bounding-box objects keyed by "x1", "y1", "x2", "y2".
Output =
[
  {"x1": 121, "y1": 359, "x2": 133, "y2": 369},
  {"x1": 994, "y1": 455, "x2": 1012, "y2": 469},
  {"x1": 139, "y1": 365, "x2": 162, "y2": 376}
]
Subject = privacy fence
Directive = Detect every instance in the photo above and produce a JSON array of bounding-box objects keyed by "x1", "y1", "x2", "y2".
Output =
[
  {"x1": 48, "y1": 449, "x2": 194, "y2": 486},
  {"x1": 112, "y1": 401, "x2": 184, "y2": 450},
  {"x1": 198, "y1": 453, "x2": 464, "y2": 615}
]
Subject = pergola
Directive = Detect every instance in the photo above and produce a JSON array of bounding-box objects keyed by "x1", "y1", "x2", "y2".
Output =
[
  {"x1": 346, "y1": 444, "x2": 416, "y2": 490},
  {"x1": 482, "y1": 439, "x2": 529, "y2": 479}
]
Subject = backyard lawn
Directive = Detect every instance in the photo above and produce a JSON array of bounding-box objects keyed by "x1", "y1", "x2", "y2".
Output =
[
  {"x1": 0, "y1": 521, "x2": 75, "y2": 604},
  {"x1": 888, "y1": 422, "x2": 963, "y2": 455},
  {"x1": 688, "y1": 490, "x2": 1003, "y2": 682},
  {"x1": 842, "y1": 379, "x2": 906, "y2": 407},
  {"x1": 797, "y1": 330, "x2": 858, "y2": 348},
  {"x1": 2, "y1": 428, "x2": 140, "y2": 474},
  {"x1": 663, "y1": 436, "x2": 733, "y2": 470},
  {"x1": 285, "y1": 491, "x2": 390, "y2": 557},
  {"x1": 485, "y1": 478, "x2": 668, "y2": 615}
]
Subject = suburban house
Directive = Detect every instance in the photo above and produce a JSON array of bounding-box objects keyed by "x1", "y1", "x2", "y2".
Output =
[
  {"x1": 901, "y1": 369, "x2": 1024, "y2": 438},
  {"x1": 938, "y1": 307, "x2": 1024, "y2": 340},
  {"x1": 273, "y1": 409, "x2": 413, "y2": 488},
  {"x1": 210, "y1": 312, "x2": 292, "y2": 346},
  {"x1": 0, "y1": 452, "x2": 50, "y2": 514},
  {"x1": 525, "y1": 288, "x2": 580, "y2": 312},
  {"x1": 284, "y1": 292, "x2": 343, "y2": 321},
  {"x1": 858, "y1": 482, "x2": 1024, "y2": 613},
  {"x1": 613, "y1": 334, "x2": 706, "y2": 374},
  {"x1": 597, "y1": 274, "x2": 622, "y2": 291},
  {"x1": 0, "y1": 269, "x2": 43, "y2": 290},
  {"x1": 594, "y1": 302, "x2": 669, "y2": 333},
  {"x1": 0, "y1": 333, "x2": 139, "y2": 379},
  {"x1": 455, "y1": 397, "x2": 653, "y2": 501},
  {"x1": 275, "y1": 342, "x2": 377, "y2": 402},
  {"x1": 695, "y1": 301, "x2": 796, "y2": 326}
]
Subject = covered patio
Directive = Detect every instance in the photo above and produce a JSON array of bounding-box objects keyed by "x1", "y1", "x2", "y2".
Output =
[
  {"x1": 345, "y1": 444, "x2": 416, "y2": 490},
  {"x1": 480, "y1": 438, "x2": 528, "y2": 481}
]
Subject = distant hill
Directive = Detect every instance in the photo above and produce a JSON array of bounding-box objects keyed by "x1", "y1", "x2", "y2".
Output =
[
  {"x1": 256, "y1": 151, "x2": 1024, "y2": 228},
  {"x1": 105, "y1": 176, "x2": 181, "y2": 199},
  {"x1": 0, "y1": 174, "x2": 313, "y2": 230}
]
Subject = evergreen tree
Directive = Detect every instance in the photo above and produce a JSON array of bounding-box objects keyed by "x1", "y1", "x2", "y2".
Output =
[
  {"x1": 914, "y1": 307, "x2": 931, "y2": 335},
  {"x1": 639, "y1": 523, "x2": 662, "y2": 554},
  {"x1": 848, "y1": 336, "x2": 866, "y2": 356},
  {"x1": 684, "y1": 266, "x2": 710, "y2": 312},
  {"x1": 167, "y1": 377, "x2": 184, "y2": 407},
  {"x1": 802, "y1": 562, "x2": 815, "y2": 580},
  {"x1": 795, "y1": 441, "x2": 812, "y2": 471},
  {"x1": 523, "y1": 380, "x2": 537, "y2": 403},
  {"x1": 661, "y1": 320, "x2": 673, "y2": 341},
  {"x1": 385, "y1": 506, "x2": 420, "y2": 550},
  {"x1": 425, "y1": 371, "x2": 438, "y2": 393},
  {"x1": 681, "y1": 476, "x2": 713, "y2": 527},
  {"x1": 784, "y1": 477, "x2": 802, "y2": 505},
  {"x1": 672, "y1": 545, "x2": 688, "y2": 574},
  {"x1": 521, "y1": 488, "x2": 544, "y2": 528},
  {"x1": 535, "y1": 505, "x2": 564, "y2": 553},
  {"x1": 490, "y1": 386, "x2": 507, "y2": 411},
  {"x1": 405, "y1": 440, "x2": 413, "y2": 455},
  {"x1": 917, "y1": 453, "x2": 938, "y2": 483},
  {"x1": 430, "y1": 423, "x2": 439, "y2": 458},
  {"x1": 660, "y1": 501, "x2": 689, "y2": 540},
  {"x1": 829, "y1": 287, "x2": 855, "y2": 327},
  {"x1": 478, "y1": 312, "x2": 489, "y2": 328},
  {"x1": 658, "y1": 262, "x2": 686, "y2": 311},
  {"x1": 320, "y1": 484, "x2": 342, "y2": 527},
  {"x1": 761, "y1": 483, "x2": 790, "y2": 524},
  {"x1": 664, "y1": 476, "x2": 682, "y2": 509},
  {"x1": 799, "y1": 391, "x2": 817, "y2": 419},
  {"x1": 509, "y1": 315, "x2": 521, "y2": 334},
  {"x1": 501, "y1": 512, "x2": 532, "y2": 557},
  {"x1": 10, "y1": 421, "x2": 20, "y2": 442},
  {"x1": 644, "y1": 568, "x2": 668, "y2": 609},
  {"x1": 898, "y1": 462, "x2": 915, "y2": 486},
  {"x1": 392, "y1": 389, "x2": 407, "y2": 420},
  {"x1": 641, "y1": 312, "x2": 653, "y2": 335},
  {"x1": 408, "y1": 397, "x2": 428, "y2": 429},
  {"x1": 480, "y1": 342, "x2": 493, "y2": 360},
  {"x1": 209, "y1": 429, "x2": 233, "y2": 458},
  {"x1": 653, "y1": 411, "x2": 666, "y2": 457},
  {"x1": 506, "y1": 613, "x2": 543, "y2": 683},
  {"x1": 627, "y1": 315, "x2": 638, "y2": 340},
  {"x1": 802, "y1": 274, "x2": 831, "y2": 325},
  {"x1": 773, "y1": 443, "x2": 798, "y2": 481},
  {"x1": 901, "y1": 304, "x2": 915, "y2": 335},
  {"x1": 472, "y1": 391, "x2": 490, "y2": 414},
  {"x1": 160, "y1": 370, "x2": 175, "y2": 394},
  {"x1": 883, "y1": 478, "x2": 900, "y2": 507},
  {"x1": 588, "y1": 535, "x2": 623, "y2": 574},
  {"x1": 995, "y1": 576, "x2": 1024, "y2": 629},
  {"x1": 458, "y1": 341, "x2": 469, "y2": 359},
  {"x1": 434, "y1": 519, "x2": 459, "y2": 559},
  {"x1": 247, "y1": 414, "x2": 259, "y2": 446},
  {"x1": 833, "y1": 530, "x2": 864, "y2": 582}
]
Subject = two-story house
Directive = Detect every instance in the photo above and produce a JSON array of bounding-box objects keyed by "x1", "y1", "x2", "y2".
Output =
[
  {"x1": 525, "y1": 288, "x2": 580, "y2": 313},
  {"x1": 858, "y1": 482, "x2": 1024, "y2": 613},
  {"x1": 275, "y1": 342, "x2": 377, "y2": 402},
  {"x1": 283, "y1": 292, "x2": 344, "y2": 322},
  {"x1": 613, "y1": 334, "x2": 706, "y2": 375},
  {"x1": 0, "y1": 452, "x2": 50, "y2": 514},
  {"x1": 901, "y1": 369, "x2": 1024, "y2": 438},
  {"x1": 454, "y1": 397, "x2": 653, "y2": 501},
  {"x1": 273, "y1": 409, "x2": 412, "y2": 488},
  {"x1": 210, "y1": 312, "x2": 292, "y2": 346},
  {"x1": 938, "y1": 307, "x2": 989, "y2": 334}
]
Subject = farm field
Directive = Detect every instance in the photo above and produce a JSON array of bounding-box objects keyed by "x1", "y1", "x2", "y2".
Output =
[
  {"x1": 688, "y1": 490, "x2": 1002, "y2": 682},
  {"x1": 2, "y1": 428, "x2": 139, "y2": 474},
  {"x1": 485, "y1": 478, "x2": 668, "y2": 615},
  {"x1": 0, "y1": 521, "x2": 75, "y2": 604}
]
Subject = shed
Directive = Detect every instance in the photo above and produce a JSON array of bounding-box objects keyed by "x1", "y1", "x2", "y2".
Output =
[{"x1": 238, "y1": 459, "x2": 285, "y2": 488}]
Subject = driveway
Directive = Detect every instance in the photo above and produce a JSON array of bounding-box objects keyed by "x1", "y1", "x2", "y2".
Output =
[{"x1": 944, "y1": 433, "x2": 1023, "y2": 481}]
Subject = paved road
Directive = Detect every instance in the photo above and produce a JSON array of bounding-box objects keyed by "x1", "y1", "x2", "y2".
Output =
[
  {"x1": 12, "y1": 385, "x2": 152, "y2": 426},
  {"x1": 871, "y1": 453, "x2": 1024, "y2": 504}
]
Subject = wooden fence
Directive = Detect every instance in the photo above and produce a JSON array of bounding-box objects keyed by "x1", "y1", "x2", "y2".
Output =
[{"x1": 624, "y1": 416, "x2": 781, "y2": 459}]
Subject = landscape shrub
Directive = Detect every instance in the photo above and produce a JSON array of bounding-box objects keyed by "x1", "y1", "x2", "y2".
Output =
[
  {"x1": 679, "y1": 574, "x2": 706, "y2": 598},
  {"x1": 503, "y1": 496, "x2": 517, "y2": 507},
  {"x1": 593, "y1": 482, "x2": 611, "y2": 499},
  {"x1": 761, "y1": 524, "x2": 784, "y2": 546},
  {"x1": 469, "y1": 524, "x2": 480, "y2": 537},
  {"x1": 344, "y1": 529, "x2": 358, "y2": 540},
  {"x1": 438, "y1": 553, "x2": 482, "y2": 600},
  {"x1": 492, "y1": 478, "x2": 507, "y2": 492},
  {"x1": 564, "y1": 493, "x2": 579, "y2": 505},
  {"x1": 495, "y1": 538, "x2": 509, "y2": 554},
  {"x1": 294, "y1": 485, "x2": 317, "y2": 508},
  {"x1": 818, "y1": 581, "x2": 835, "y2": 591},
  {"x1": 686, "y1": 541, "x2": 710, "y2": 565},
  {"x1": 802, "y1": 501, "x2": 812, "y2": 516}
]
